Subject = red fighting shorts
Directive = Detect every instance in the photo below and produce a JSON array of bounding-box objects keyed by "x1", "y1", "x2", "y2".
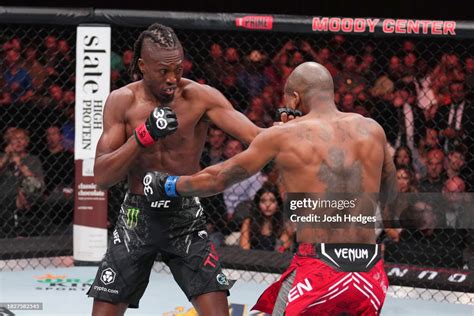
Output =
[{"x1": 252, "y1": 243, "x2": 388, "y2": 316}]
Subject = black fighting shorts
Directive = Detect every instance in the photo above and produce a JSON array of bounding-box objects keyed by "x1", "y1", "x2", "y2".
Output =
[{"x1": 87, "y1": 193, "x2": 234, "y2": 308}]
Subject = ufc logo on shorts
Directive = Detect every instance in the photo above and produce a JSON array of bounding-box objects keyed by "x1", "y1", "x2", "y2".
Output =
[
  {"x1": 151, "y1": 200, "x2": 170, "y2": 208},
  {"x1": 143, "y1": 174, "x2": 154, "y2": 197},
  {"x1": 113, "y1": 229, "x2": 121, "y2": 244},
  {"x1": 288, "y1": 278, "x2": 312, "y2": 302}
]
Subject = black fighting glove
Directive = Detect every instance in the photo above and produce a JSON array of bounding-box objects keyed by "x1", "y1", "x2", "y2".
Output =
[
  {"x1": 134, "y1": 107, "x2": 178, "y2": 147},
  {"x1": 143, "y1": 171, "x2": 180, "y2": 202},
  {"x1": 275, "y1": 107, "x2": 303, "y2": 121}
]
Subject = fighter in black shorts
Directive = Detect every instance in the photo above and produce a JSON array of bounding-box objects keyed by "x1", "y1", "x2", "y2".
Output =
[
  {"x1": 87, "y1": 23, "x2": 286, "y2": 316},
  {"x1": 87, "y1": 193, "x2": 232, "y2": 309}
]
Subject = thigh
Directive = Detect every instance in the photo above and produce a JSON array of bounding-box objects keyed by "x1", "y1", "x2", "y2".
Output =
[
  {"x1": 191, "y1": 291, "x2": 229, "y2": 316},
  {"x1": 164, "y1": 233, "x2": 234, "y2": 302},
  {"x1": 87, "y1": 207, "x2": 157, "y2": 308}
]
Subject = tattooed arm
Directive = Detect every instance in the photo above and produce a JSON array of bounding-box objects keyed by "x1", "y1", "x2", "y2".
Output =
[{"x1": 176, "y1": 128, "x2": 280, "y2": 197}]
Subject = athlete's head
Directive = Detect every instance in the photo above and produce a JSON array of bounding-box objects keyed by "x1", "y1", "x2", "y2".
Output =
[
  {"x1": 130, "y1": 23, "x2": 184, "y2": 103},
  {"x1": 283, "y1": 62, "x2": 335, "y2": 113}
]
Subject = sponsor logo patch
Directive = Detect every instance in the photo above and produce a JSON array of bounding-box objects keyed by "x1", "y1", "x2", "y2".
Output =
[
  {"x1": 216, "y1": 273, "x2": 229, "y2": 286},
  {"x1": 100, "y1": 268, "x2": 116, "y2": 285}
]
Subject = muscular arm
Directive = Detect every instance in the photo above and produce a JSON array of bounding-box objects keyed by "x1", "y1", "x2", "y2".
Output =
[
  {"x1": 176, "y1": 127, "x2": 279, "y2": 196},
  {"x1": 94, "y1": 89, "x2": 141, "y2": 189},
  {"x1": 203, "y1": 85, "x2": 262, "y2": 144}
]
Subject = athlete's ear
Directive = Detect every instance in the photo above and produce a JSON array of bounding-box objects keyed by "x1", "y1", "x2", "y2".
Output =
[
  {"x1": 292, "y1": 91, "x2": 302, "y2": 110},
  {"x1": 138, "y1": 58, "x2": 145, "y2": 75}
]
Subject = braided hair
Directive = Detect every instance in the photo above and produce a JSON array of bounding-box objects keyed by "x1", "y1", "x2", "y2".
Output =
[{"x1": 129, "y1": 23, "x2": 181, "y2": 81}]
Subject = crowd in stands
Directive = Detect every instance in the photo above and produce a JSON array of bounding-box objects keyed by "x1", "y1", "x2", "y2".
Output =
[{"x1": 1, "y1": 32, "x2": 472, "y2": 267}]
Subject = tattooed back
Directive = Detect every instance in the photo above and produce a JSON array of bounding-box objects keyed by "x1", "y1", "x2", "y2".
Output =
[{"x1": 274, "y1": 111, "x2": 386, "y2": 243}]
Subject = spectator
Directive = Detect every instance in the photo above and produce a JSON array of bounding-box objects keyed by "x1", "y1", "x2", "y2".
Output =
[
  {"x1": 238, "y1": 50, "x2": 268, "y2": 98},
  {"x1": 117, "y1": 49, "x2": 134, "y2": 87},
  {"x1": 0, "y1": 128, "x2": 44, "y2": 237},
  {"x1": 261, "y1": 85, "x2": 279, "y2": 114},
  {"x1": 42, "y1": 35, "x2": 60, "y2": 82},
  {"x1": 182, "y1": 57, "x2": 198, "y2": 81},
  {"x1": 298, "y1": 40, "x2": 318, "y2": 63},
  {"x1": 358, "y1": 50, "x2": 377, "y2": 86},
  {"x1": 246, "y1": 107, "x2": 266, "y2": 128},
  {"x1": 328, "y1": 34, "x2": 347, "y2": 68},
  {"x1": 435, "y1": 81, "x2": 474, "y2": 153},
  {"x1": 221, "y1": 73, "x2": 245, "y2": 110},
  {"x1": 288, "y1": 50, "x2": 305, "y2": 68},
  {"x1": 402, "y1": 40, "x2": 416, "y2": 54},
  {"x1": 110, "y1": 50, "x2": 124, "y2": 87},
  {"x1": 334, "y1": 55, "x2": 366, "y2": 96},
  {"x1": 394, "y1": 146, "x2": 425, "y2": 180},
  {"x1": 223, "y1": 47, "x2": 243, "y2": 78},
  {"x1": 372, "y1": 85, "x2": 425, "y2": 154},
  {"x1": 0, "y1": 76, "x2": 12, "y2": 107},
  {"x1": 419, "y1": 149, "x2": 446, "y2": 192},
  {"x1": 199, "y1": 127, "x2": 229, "y2": 245},
  {"x1": 402, "y1": 52, "x2": 418, "y2": 78},
  {"x1": 240, "y1": 184, "x2": 292, "y2": 252},
  {"x1": 39, "y1": 126, "x2": 74, "y2": 232},
  {"x1": 386, "y1": 55, "x2": 405, "y2": 85},
  {"x1": 464, "y1": 57, "x2": 474, "y2": 100},
  {"x1": 396, "y1": 166, "x2": 418, "y2": 193},
  {"x1": 246, "y1": 96, "x2": 272, "y2": 127},
  {"x1": 39, "y1": 126, "x2": 74, "y2": 195},
  {"x1": 57, "y1": 39, "x2": 74, "y2": 87},
  {"x1": 315, "y1": 47, "x2": 339, "y2": 77},
  {"x1": 418, "y1": 127, "x2": 441, "y2": 165},
  {"x1": 222, "y1": 139, "x2": 265, "y2": 218},
  {"x1": 269, "y1": 40, "x2": 298, "y2": 89},
  {"x1": 2, "y1": 37, "x2": 21, "y2": 52},
  {"x1": 399, "y1": 201, "x2": 440, "y2": 237},
  {"x1": 414, "y1": 59, "x2": 438, "y2": 120},
  {"x1": 395, "y1": 198, "x2": 467, "y2": 268},
  {"x1": 48, "y1": 84, "x2": 64, "y2": 109},
  {"x1": 200, "y1": 126, "x2": 226, "y2": 168},
  {"x1": 387, "y1": 166, "x2": 418, "y2": 233},
  {"x1": 445, "y1": 147, "x2": 466, "y2": 179},
  {"x1": 339, "y1": 93, "x2": 356, "y2": 113},
  {"x1": 23, "y1": 45, "x2": 48, "y2": 91},
  {"x1": 3, "y1": 49, "x2": 34, "y2": 103},
  {"x1": 441, "y1": 176, "x2": 467, "y2": 228},
  {"x1": 61, "y1": 104, "x2": 75, "y2": 153},
  {"x1": 202, "y1": 43, "x2": 225, "y2": 86}
]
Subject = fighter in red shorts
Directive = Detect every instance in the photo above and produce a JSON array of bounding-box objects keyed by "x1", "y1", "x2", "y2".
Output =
[{"x1": 144, "y1": 62, "x2": 398, "y2": 315}]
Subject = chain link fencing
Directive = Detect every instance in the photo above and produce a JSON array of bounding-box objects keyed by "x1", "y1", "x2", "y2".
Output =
[
  {"x1": 1, "y1": 12, "x2": 473, "y2": 303},
  {"x1": 0, "y1": 24, "x2": 76, "y2": 269}
]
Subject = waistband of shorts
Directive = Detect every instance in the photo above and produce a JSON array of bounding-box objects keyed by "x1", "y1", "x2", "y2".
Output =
[
  {"x1": 297, "y1": 243, "x2": 380, "y2": 256},
  {"x1": 297, "y1": 243, "x2": 382, "y2": 272},
  {"x1": 123, "y1": 192, "x2": 200, "y2": 210}
]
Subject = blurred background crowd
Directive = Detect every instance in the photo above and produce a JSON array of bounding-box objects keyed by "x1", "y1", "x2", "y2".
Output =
[{"x1": 1, "y1": 28, "x2": 472, "y2": 269}]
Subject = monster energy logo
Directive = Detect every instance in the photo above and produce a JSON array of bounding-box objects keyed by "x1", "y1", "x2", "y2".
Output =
[{"x1": 126, "y1": 208, "x2": 140, "y2": 228}]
